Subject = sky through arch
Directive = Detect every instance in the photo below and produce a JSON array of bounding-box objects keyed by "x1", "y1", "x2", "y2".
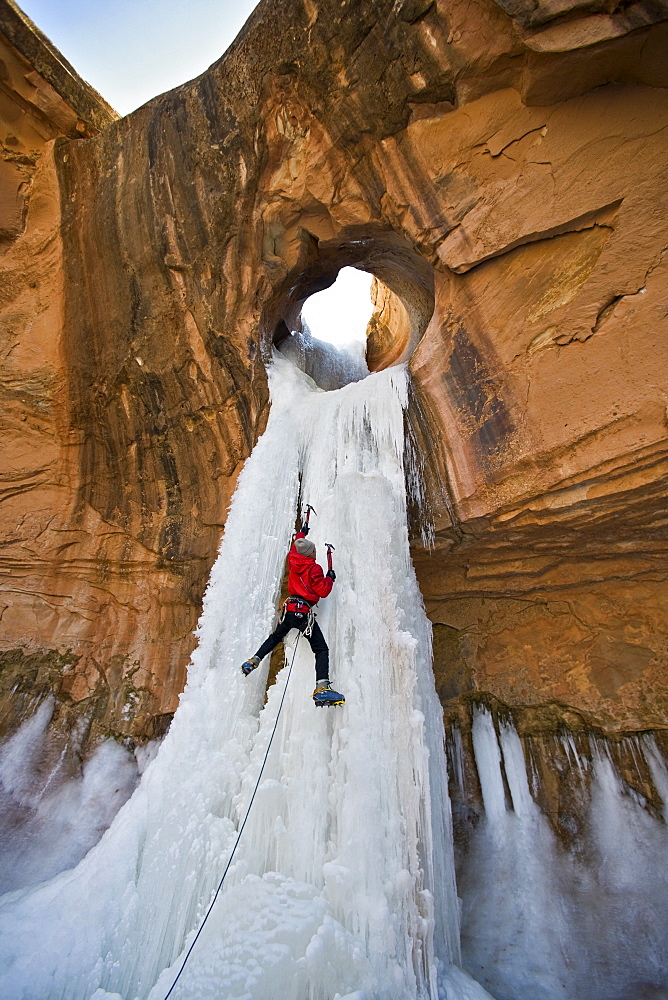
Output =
[{"x1": 301, "y1": 268, "x2": 375, "y2": 350}]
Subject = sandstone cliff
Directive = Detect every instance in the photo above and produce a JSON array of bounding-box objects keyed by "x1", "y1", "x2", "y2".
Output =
[{"x1": 0, "y1": 0, "x2": 666, "y2": 777}]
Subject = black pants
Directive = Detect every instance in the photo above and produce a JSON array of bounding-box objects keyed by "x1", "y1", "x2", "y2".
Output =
[{"x1": 255, "y1": 611, "x2": 329, "y2": 682}]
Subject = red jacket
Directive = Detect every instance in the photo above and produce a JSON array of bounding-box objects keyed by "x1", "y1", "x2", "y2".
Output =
[{"x1": 287, "y1": 532, "x2": 333, "y2": 605}]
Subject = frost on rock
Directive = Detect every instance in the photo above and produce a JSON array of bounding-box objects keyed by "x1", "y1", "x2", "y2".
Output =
[
  {"x1": 456, "y1": 709, "x2": 668, "y2": 1000},
  {"x1": 0, "y1": 697, "x2": 139, "y2": 895},
  {"x1": 0, "y1": 358, "x2": 466, "y2": 1000}
]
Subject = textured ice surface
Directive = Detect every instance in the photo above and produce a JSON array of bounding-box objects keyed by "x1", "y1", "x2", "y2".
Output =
[
  {"x1": 458, "y1": 709, "x2": 668, "y2": 1000},
  {"x1": 0, "y1": 358, "x2": 467, "y2": 1000},
  {"x1": 3, "y1": 352, "x2": 666, "y2": 1000},
  {"x1": 0, "y1": 697, "x2": 139, "y2": 894},
  {"x1": 276, "y1": 324, "x2": 370, "y2": 390}
]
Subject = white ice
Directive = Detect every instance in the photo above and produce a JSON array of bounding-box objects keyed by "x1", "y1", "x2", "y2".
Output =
[
  {"x1": 276, "y1": 324, "x2": 370, "y2": 391},
  {"x1": 0, "y1": 696, "x2": 139, "y2": 894},
  {"x1": 0, "y1": 356, "x2": 486, "y2": 1000},
  {"x1": 459, "y1": 708, "x2": 668, "y2": 1000}
]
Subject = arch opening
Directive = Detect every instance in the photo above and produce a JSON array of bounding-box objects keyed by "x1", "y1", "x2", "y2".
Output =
[
  {"x1": 277, "y1": 267, "x2": 374, "y2": 390},
  {"x1": 302, "y1": 267, "x2": 375, "y2": 352},
  {"x1": 267, "y1": 229, "x2": 435, "y2": 391}
]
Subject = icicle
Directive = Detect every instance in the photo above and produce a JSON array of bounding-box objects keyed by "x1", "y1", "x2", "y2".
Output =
[
  {"x1": 498, "y1": 722, "x2": 534, "y2": 819},
  {"x1": 460, "y1": 715, "x2": 668, "y2": 1000},
  {"x1": 471, "y1": 708, "x2": 506, "y2": 828},
  {"x1": 447, "y1": 726, "x2": 466, "y2": 795},
  {"x1": 526, "y1": 740, "x2": 542, "y2": 800},
  {"x1": 643, "y1": 735, "x2": 668, "y2": 819},
  {"x1": 560, "y1": 731, "x2": 587, "y2": 780}
]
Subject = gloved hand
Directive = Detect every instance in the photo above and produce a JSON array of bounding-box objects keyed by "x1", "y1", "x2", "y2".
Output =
[
  {"x1": 301, "y1": 522, "x2": 309, "y2": 535},
  {"x1": 326, "y1": 568, "x2": 336, "y2": 580}
]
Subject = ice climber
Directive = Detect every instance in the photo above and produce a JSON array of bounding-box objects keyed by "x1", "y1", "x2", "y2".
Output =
[{"x1": 240, "y1": 516, "x2": 345, "y2": 707}]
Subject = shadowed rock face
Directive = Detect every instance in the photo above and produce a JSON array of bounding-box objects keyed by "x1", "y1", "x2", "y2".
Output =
[
  {"x1": 0, "y1": 0, "x2": 667, "y2": 761},
  {"x1": 0, "y1": 0, "x2": 117, "y2": 248}
]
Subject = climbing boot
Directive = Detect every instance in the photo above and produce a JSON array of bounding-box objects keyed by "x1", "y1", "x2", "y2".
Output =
[
  {"x1": 313, "y1": 680, "x2": 345, "y2": 707},
  {"x1": 241, "y1": 655, "x2": 260, "y2": 676}
]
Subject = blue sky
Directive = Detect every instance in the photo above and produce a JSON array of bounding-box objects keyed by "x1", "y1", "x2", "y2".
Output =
[
  {"x1": 18, "y1": 0, "x2": 262, "y2": 115},
  {"x1": 17, "y1": 1, "x2": 374, "y2": 344}
]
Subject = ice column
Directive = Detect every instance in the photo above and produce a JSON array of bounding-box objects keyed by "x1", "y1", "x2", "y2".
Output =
[{"x1": 0, "y1": 358, "x2": 475, "y2": 1000}]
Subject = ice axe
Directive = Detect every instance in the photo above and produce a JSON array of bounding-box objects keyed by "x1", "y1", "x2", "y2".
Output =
[
  {"x1": 301, "y1": 504, "x2": 317, "y2": 534},
  {"x1": 325, "y1": 542, "x2": 335, "y2": 572}
]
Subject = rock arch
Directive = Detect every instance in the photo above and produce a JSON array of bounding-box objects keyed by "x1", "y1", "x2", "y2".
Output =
[
  {"x1": 0, "y1": 0, "x2": 666, "y2": 749},
  {"x1": 267, "y1": 227, "x2": 435, "y2": 371}
]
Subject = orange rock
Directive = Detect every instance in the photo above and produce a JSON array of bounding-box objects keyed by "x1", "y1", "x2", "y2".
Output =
[{"x1": 0, "y1": 0, "x2": 666, "y2": 753}]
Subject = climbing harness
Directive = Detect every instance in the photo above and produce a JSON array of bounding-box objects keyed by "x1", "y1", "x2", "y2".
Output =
[
  {"x1": 163, "y1": 634, "x2": 302, "y2": 999},
  {"x1": 282, "y1": 596, "x2": 313, "y2": 615},
  {"x1": 280, "y1": 596, "x2": 316, "y2": 637}
]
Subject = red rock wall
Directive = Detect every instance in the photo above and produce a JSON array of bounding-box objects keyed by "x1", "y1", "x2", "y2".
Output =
[
  {"x1": 0, "y1": 0, "x2": 666, "y2": 751},
  {"x1": 408, "y1": 83, "x2": 668, "y2": 731}
]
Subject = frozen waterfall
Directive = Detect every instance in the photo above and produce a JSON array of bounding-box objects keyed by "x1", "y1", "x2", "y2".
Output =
[
  {"x1": 450, "y1": 708, "x2": 668, "y2": 1000},
  {"x1": 0, "y1": 358, "x2": 488, "y2": 1000}
]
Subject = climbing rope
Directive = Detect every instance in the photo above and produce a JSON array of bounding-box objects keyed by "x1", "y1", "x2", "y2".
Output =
[{"x1": 163, "y1": 635, "x2": 302, "y2": 999}]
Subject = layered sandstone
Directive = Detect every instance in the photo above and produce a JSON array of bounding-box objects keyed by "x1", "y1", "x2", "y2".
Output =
[
  {"x1": 0, "y1": 0, "x2": 666, "y2": 767},
  {"x1": 0, "y1": 0, "x2": 116, "y2": 247}
]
